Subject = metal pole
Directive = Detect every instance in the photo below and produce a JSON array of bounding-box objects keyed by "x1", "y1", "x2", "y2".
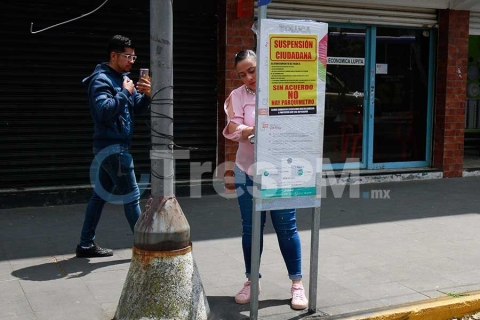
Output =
[
  {"x1": 308, "y1": 206, "x2": 321, "y2": 313},
  {"x1": 150, "y1": 0, "x2": 174, "y2": 197},
  {"x1": 250, "y1": 5, "x2": 267, "y2": 320}
]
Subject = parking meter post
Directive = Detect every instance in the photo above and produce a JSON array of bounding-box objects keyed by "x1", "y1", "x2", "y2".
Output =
[
  {"x1": 308, "y1": 207, "x2": 321, "y2": 313},
  {"x1": 249, "y1": 202, "x2": 261, "y2": 320},
  {"x1": 250, "y1": 3, "x2": 267, "y2": 320}
]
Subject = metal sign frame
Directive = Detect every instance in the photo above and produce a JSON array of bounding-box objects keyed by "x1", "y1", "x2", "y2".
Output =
[{"x1": 249, "y1": 4, "x2": 324, "y2": 319}]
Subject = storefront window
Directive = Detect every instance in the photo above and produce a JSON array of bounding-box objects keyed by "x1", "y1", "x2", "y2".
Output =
[
  {"x1": 324, "y1": 27, "x2": 366, "y2": 164},
  {"x1": 465, "y1": 35, "x2": 480, "y2": 164},
  {"x1": 373, "y1": 28, "x2": 430, "y2": 162}
]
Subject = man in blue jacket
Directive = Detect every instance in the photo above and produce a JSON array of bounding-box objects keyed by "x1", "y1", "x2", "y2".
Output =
[{"x1": 76, "y1": 35, "x2": 151, "y2": 258}]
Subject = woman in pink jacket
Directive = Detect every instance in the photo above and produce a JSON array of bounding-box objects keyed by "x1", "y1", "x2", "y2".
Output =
[{"x1": 223, "y1": 49, "x2": 308, "y2": 310}]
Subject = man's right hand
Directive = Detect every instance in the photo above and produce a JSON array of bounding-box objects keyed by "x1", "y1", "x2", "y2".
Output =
[{"x1": 123, "y1": 76, "x2": 134, "y2": 94}]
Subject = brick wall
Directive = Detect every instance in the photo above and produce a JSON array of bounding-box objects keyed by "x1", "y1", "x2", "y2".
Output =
[
  {"x1": 217, "y1": 0, "x2": 255, "y2": 190},
  {"x1": 434, "y1": 9, "x2": 469, "y2": 178},
  {"x1": 216, "y1": 6, "x2": 470, "y2": 180}
]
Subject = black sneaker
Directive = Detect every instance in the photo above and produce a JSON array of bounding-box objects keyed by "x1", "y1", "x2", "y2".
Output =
[{"x1": 76, "y1": 243, "x2": 113, "y2": 258}]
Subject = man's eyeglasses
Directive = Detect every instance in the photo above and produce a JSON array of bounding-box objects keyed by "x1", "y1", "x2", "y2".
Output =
[{"x1": 117, "y1": 53, "x2": 137, "y2": 62}]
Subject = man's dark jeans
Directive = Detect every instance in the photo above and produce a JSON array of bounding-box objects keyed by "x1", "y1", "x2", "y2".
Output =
[{"x1": 80, "y1": 150, "x2": 141, "y2": 247}]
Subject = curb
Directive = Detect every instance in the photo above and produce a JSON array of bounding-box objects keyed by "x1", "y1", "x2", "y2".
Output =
[{"x1": 306, "y1": 291, "x2": 480, "y2": 320}]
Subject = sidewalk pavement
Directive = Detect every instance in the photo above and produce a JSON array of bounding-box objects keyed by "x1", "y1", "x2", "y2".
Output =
[{"x1": 2, "y1": 176, "x2": 480, "y2": 320}]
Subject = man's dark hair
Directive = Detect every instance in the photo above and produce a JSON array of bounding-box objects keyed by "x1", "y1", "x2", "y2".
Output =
[{"x1": 107, "y1": 35, "x2": 134, "y2": 59}]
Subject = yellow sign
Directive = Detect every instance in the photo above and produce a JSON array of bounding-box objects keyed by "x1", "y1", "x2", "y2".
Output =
[{"x1": 269, "y1": 35, "x2": 318, "y2": 116}]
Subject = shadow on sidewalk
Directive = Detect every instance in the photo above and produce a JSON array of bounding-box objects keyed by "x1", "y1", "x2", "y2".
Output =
[
  {"x1": 11, "y1": 257, "x2": 130, "y2": 281},
  {"x1": 185, "y1": 177, "x2": 480, "y2": 241},
  {"x1": 207, "y1": 296, "x2": 313, "y2": 320},
  {"x1": 3, "y1": 177, "x2": 480, "y2": 262}
]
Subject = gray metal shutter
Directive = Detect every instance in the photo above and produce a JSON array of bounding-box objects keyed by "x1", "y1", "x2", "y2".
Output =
[
  {"x1": 258, "y1": 0, "x2": 437, "y2": 28},
  {"x1": 471, "y1": 11, "x2": 480, "y2": 35},
  {"x1": 0, "y1": 0, "x2": 217, "y2": 190}
]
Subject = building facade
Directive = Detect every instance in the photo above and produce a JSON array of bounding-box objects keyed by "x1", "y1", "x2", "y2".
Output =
[
  {"x1": 218, "y1": 0, "x2": 480, "y2": 182},
  {"x1": 1, "y1": 0, "x2": 480, "y2": 199},
  {"x1": 1, "y1": 0, "x2": 219, "y2": 193}
]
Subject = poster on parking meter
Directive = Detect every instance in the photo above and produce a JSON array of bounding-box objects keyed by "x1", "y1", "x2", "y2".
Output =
[{"x1": 255, "y1": 19, "x2": 328, "y2": 211}]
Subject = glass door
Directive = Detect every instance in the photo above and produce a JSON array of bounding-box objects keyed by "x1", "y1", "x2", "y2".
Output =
[
  {"x1": 324, "y1": 27, "x2": 367, "y2": 167},
  {"x1": 373, "y1": 27, "x2": 431, "y2": 165}
]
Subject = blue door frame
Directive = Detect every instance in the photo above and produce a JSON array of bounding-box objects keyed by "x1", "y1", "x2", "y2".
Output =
[{"x1": 326, "y1": 25, "x2": 435, "y2": 171}]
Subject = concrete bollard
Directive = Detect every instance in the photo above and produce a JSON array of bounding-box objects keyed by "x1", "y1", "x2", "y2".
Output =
[{"x1": 114, "y1": 196, "x2": 210, "y2": 320}]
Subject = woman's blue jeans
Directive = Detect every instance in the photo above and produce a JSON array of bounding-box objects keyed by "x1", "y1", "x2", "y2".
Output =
[
  {"x1": 234, "y1": 166, "x2": 302, "y2": 281},
  {"x1": 80, "y1": 150, "x2": 141, "y2": 247}
]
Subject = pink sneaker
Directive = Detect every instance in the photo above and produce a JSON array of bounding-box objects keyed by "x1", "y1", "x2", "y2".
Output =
[
  {"x1": 291, "y1": 283, "x2": 308, "y2": 310},
  {"x1": 234, "y1": 280, "x2": 261, "y2": 304}
]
